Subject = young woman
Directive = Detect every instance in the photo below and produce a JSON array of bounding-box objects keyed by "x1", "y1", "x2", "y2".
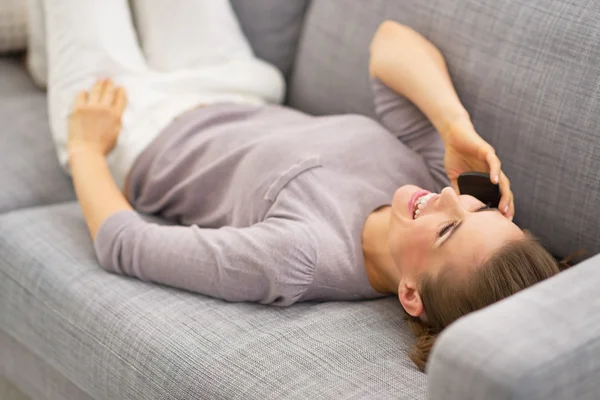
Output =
[{"x1": 45, "y1": 0, "x2": 561, "y2": 371}]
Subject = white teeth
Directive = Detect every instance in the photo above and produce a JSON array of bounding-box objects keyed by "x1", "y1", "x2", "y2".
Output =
[{"x1": 413, "y1": 193, "x2": 437, "y2": 219}]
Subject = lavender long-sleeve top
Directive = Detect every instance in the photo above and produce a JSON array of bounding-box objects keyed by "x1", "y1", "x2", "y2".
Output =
[{"x1": 94, "y1": 78, "x2": 449, "y2": 306}]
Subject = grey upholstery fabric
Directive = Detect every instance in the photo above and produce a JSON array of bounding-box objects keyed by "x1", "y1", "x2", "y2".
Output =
[
  {"x1": 0, "y1": 202, "x2": 426, "y2": 400},
  {"x1": 230, "y1": 0, "x2": 310, "y2": 78},
  {"x1": 0, "y1": 56, "x2": 75, "y2": 213},
  {"x1": 289, "y1": 0, "x2": 600, "y2": 260},
  {"x1": 0, "y1": 374, "x2": 30, "y2": 400},
  {"x1": 427, "y1": 253, "x2": 600, "y2": 400},
  {"x1": 0, "y1": 329, "x2": 93, "y2": 400}
]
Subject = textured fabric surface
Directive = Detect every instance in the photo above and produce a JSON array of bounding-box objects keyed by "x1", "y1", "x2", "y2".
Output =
[
  {"x1": 230, "y1": 0, "x2": 309, "y2": 78},
  {"x1": 0, "y1": 374, "x2": 31, "y2": 400},
  {"x1": 0, "y1": 329, "x2": 93, "y2": 400},
  {"x1": 0, "y1": 202, "x2": 427, "y2": 400},
  {"x1": 290, "y1": 0, "x2": 600, "y2": 260},
  {"x1": 427, "y1": 254, "x2": 600, "y2": 400},
  {"x1": 0, "y1": 56, "x2": 75, "y2": 213},
  {"x1": 0, "y1": 0, "x2": 27, "y2": 53}
]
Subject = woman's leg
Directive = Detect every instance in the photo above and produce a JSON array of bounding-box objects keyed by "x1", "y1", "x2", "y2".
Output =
[
  {"x1": 130, "y1": 0, "x2": 285, "y2": 104},
  {"x1": 44, "y1": 0, "x2": 184, "y2": 190},
  {"x1": 131, "y1": 0, "x2": 252, "y2": 70},
  {"x1": 45, "y1": 0, "x2": 146, "y2": 158},
  {"x1": 26, "y1": 0, "x2": 48, "y2": 88}
]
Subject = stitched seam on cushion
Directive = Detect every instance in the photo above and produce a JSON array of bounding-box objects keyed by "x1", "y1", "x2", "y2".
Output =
[{"x1": 0, "y1": 266, "x2": 177, "y2": 400}]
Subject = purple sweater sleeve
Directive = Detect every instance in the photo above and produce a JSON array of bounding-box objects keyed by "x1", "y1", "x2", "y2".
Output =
[
  {"x1": 371, "y1": 77, "x2": 450, "y2": 191},
  {"x1": 94, "y1": 210, "x2": 316, "y2": 306}
]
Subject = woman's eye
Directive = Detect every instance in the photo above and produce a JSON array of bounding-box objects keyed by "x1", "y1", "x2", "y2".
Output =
[
  {"x1": 438, "y1": 222, "x2": 455, "y2": 238},
  {"x1": 476, "y1": 205, "x2": 491, "y2": 212}
]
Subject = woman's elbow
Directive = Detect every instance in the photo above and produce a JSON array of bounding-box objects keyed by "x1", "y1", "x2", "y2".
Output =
[
  {"x1": 93, "y1": 220, "x2": 140, "y2": 277},
  {"x1": 369, "y1": 20, "x2": 403, "y2": 77},
  {"x1": 94, "y1": 230, "x2": 125, "y2": 275}
]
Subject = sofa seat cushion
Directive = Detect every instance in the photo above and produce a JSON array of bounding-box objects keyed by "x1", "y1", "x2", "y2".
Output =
[
  {"x1": 0, "y1": 56, "x2": 75, "y2": 213},
  {"x1": 0, "y1": 202, "x2": 426, "y2": 400}
]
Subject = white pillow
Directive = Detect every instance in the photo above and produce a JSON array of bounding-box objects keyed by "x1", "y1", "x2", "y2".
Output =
[
  {"x1": 26, "y1": 0, "x2": 47, "y2": 88},
  {"x1": 0, "y1": 0, "x2": 27, "y2": 53}
]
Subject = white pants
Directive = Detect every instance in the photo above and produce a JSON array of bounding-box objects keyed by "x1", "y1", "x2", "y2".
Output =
[{"x1": 43, "y1": 0, "x2": 285, "y2": 189}]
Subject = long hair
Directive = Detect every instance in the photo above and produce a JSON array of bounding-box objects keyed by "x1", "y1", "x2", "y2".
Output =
[{"x1": 407, "y1": 234, "x2": 568, "y2": 371}]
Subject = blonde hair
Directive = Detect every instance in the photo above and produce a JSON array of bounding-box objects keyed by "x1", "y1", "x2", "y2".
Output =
[{"x1": 407, "y1": 235, "x2": 567, "y2": 372}]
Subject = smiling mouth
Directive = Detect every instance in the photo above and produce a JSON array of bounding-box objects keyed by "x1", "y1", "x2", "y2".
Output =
[{"x1": 412, "y1": 192, "x2": 438, "y2": 219}]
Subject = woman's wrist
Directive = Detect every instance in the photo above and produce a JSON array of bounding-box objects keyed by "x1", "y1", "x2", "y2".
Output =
[
  {"x1": 437, "y1": 111, "x2": 474, "y2": 142},
  {"x1": 67, "y1": 144, "x2": 106, "y2": 168}
]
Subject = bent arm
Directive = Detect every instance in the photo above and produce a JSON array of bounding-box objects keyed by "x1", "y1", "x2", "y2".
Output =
[
  {"x1": 70, "y1": 140, "x2": 315, "y2": 306},
  {"x1": 67, "y1": 79, "x2": 131, "y2": 241},
  {"x1": 369, "y1": 22, "x2": 513, "y2": 216},
  {"x1": 369, "y1": 20, "x2": 468, "y2": 139}
]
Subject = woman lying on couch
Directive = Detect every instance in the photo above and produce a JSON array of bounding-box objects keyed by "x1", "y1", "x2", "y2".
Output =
[{"x1": 44, "y1": 0, "x2": 562, "y2": 371}]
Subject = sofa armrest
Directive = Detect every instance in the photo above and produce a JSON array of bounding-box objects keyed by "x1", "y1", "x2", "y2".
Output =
[{"x1": 427, "y1": 253, "x2": 600, "y2": 400}]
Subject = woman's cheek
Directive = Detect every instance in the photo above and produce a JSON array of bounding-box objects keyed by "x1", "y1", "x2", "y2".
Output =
[{"x1": 409, "y1": 225, "x2": 432, "y2": 255}]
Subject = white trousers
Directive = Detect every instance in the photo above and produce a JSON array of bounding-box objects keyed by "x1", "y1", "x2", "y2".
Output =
[{"x1": 43, "y1": 0, "x2": 285, "y2": 189}]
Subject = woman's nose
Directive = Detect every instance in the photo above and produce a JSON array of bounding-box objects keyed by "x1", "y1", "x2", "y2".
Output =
[
  {"x1": 440, "y1": 186, "x2": 459, "y2": 201},
  {"x1": 438, "y1": 187, "x2": 463, "y2": 212}
]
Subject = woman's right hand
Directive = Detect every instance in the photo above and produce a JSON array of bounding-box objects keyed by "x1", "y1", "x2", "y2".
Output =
[
  {"x1": 67, "y1": 79, "x2": 127, "y2": 158},
  {"x1": 442, "y1": 117, "x2": 515, "y2": 220}
]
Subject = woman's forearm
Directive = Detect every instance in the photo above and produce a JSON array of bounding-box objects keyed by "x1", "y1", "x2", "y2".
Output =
[
  {"x1": 69, "y1": 147, "x2": 132, "y2": 241},
  {"x1": 369, "y1": 21, "x2": 469, "y2": 138}
]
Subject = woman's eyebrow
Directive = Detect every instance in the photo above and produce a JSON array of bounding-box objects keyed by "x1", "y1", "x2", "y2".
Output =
[{"x1": 438, "y1": 207, "x2": 498, "y2": 248}]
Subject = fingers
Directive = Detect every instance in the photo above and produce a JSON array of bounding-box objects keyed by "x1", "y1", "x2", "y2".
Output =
[
  {"x1": 100, "y1": 79, "x2": 116, "y2": 107},
  {"x1": 113, "y1": 87, "x2": 128, "y2": 116},
  {"x1": 80, "y1": 79, "x2": 126, "y2": 112},
  {"x1": 88, "y1": 78, "x2": 122, "y2": 106},
  {"x1": 485, "y1": 150, "x2": 502, "y2": 185},
  {"x1": 74, "y1": 90, "x2": 87, "y2": 108},
  {"x1": 481, "y1": 145, "x2": 513, "y2": 219},
  {"x1": 88, "y1": 79, "x2": 107, "y2": 103},
  {"x1": 497, "y1": 171, "x2": 514, "y2": 220}
]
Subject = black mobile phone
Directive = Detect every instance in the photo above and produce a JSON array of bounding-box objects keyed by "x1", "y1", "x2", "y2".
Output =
[{"x1": 457, "y1": 172, "x2": 501, "y2": 208}]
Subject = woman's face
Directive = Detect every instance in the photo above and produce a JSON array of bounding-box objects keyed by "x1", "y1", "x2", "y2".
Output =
[{"x1": 389, "y1": 185, "x2": 524, "y2": 311}]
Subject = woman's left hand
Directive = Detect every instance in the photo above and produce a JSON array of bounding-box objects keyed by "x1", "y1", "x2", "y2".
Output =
[
  {"x1": 67, "y1": 79, "x2": 127, "y2": 157},
  {"x1": 442, "y1": 118, "x2": 514, "y2": 220}
]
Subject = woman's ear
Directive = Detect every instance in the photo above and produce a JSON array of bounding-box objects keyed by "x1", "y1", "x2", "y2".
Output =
[{"x1": 398, "y1": 280, "x2": 424, "y2": 317}]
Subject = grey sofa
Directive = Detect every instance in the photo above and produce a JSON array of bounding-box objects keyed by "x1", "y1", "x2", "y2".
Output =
[{"x1": 2, "y1": 0, "x2": 600, "y2": 399}]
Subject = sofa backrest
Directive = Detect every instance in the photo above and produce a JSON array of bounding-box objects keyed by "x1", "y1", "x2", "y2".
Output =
[
  {"x1": 288, "y1": 0, "x2": 600, "y2": 259},
  {"x1": 230, "y1": 0, "x2": 310, "y2": 79}
]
